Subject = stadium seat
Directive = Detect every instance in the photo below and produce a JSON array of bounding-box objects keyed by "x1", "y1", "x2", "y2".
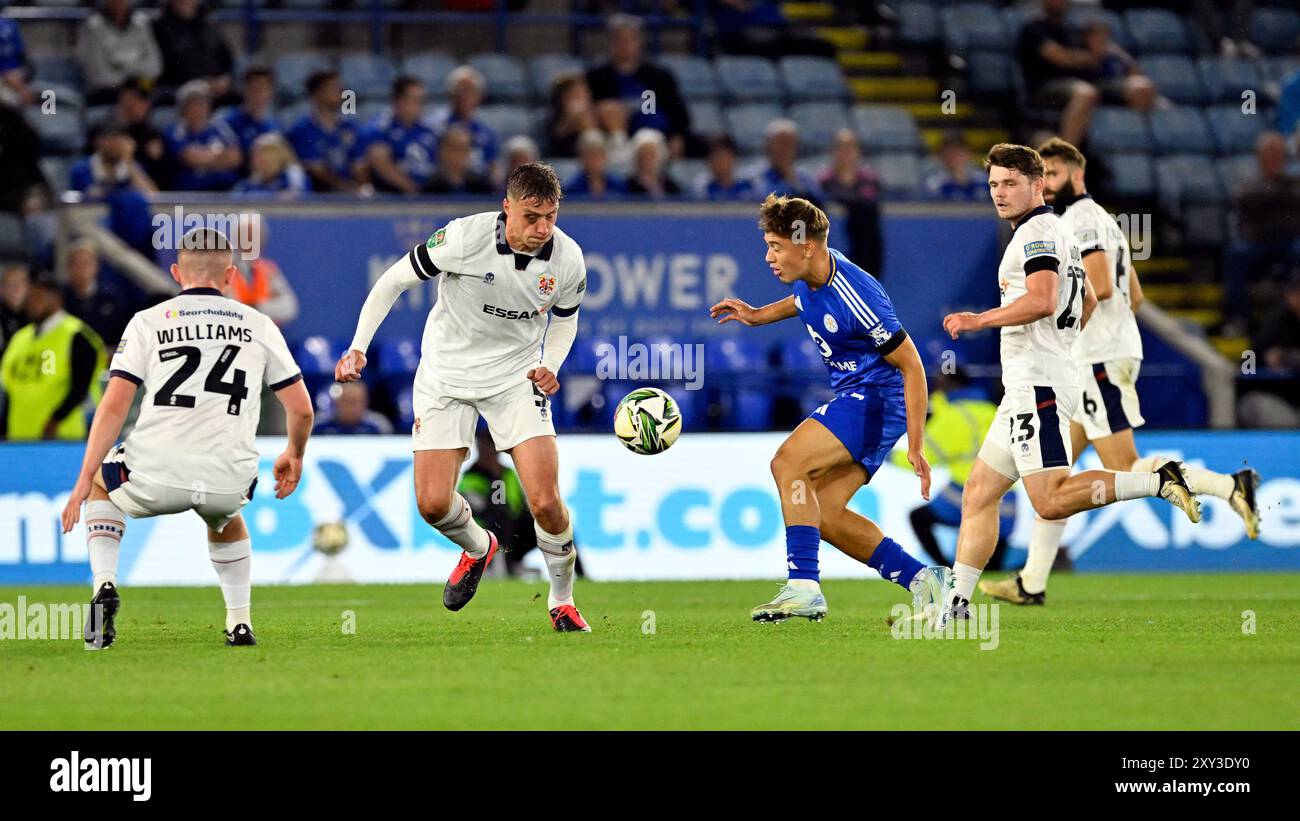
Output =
[
  {"x1": 550, "y1": 158, "x2": 580, "y2": 185},
  {"x1": 777, "y1": 335, "x2": 822, "y2": 371},
  {"x1": 278, "y1": 100, "x2": 311, "y2": 130},
  {"x1": 376, "y1": 338, "x2": 420, "y2": 378},
  {"x1": 1268, "y1": 57, "x2": 1300, "y2": 85},
  {"x1": 668, "y1": 159, "x2": 708, "y2": 192},
  {"x1": 294, "y1": 336, "x2": 349, "y2": 395},
  {"x1": 705, "y1": 336, "x2": 767, "y2": 375},
  {"x1": 1122, "y1": 8, "x2": 1194, "y2": 54},
  {"x1": 529, "y1": 54, "x2": 586, "y2": 97},
  {"x1": 355, "y1": 101, "x2": 389, "y2": 126},
  {"x1": 687, "y1": 101, "x2": 726, "y2": 139},
  {"x1": 870, "y1": 152, "x2": 924, "y2": 198},
  {"x1": 25, "y1": 108, "x2": 83, "y2": 156},
  {"x1": 39, "y1": 82, "x2": 85, "y2": 113},
  {"x1": 1250, "y1": 7, "x2": 1300, "y2": 55},
  {"x1": 281, "y1": 0, "x2": 334, "y2": 7},
  {"x1": 941, "y1": 3, "x2": 1010, "y2": 55},
  {"x1": 1087, "y1": 107, "x2": 1153, "y2": 153},
  {"x1": 1155, "y1": 154, "x2": 1224, "y2": 211},
  {"x1": 1149, "y1": 106, "x2": 1215, "y2": 155},
  {"x1": 1067, "y1": 7, "x2": 1135, "y2": 54},
  {"x1": 1105, "y1": 153, "x2": 1156, "y2": 200},
  {"x1": 1215, "y1": 154, "x2": 1257, "y2": 196},
  {"x1": 1196, "y1": 56, "x2": 1261, "y2": 105},
  {"x1": 1000, "y1": 5, "x2": 1031, "y2": 47},
  {"x1": 967, "y1": 51, "x2": 1014, "y2": 96},
  {"x1": 788, "y1": 101, "x2": 849, "y2": 155},
  {"x1": 1182, "y1": 201, "x2": 1228, "y2": 248},
  {"x1": 1206, "y1": 105, "x2": 1264, "y2": 155},
  {"x1": 897, "y1": 1, "x2": 941, "y2": 46},
  {"x1": 658, "y1": 54, "x2": 721, "y2": 102},
  {"x1": 274, "y1": 52, "x2": 334, "y2": 104},
  {"x1": 30, "y1": 55, "x2": 82, "y2": 89},
  {"x1": 1138, "y1": 56, "x2": 1206, "y2": 105},
  {"x1": 725, "y1": 103, "x2": 784, "y2": 155},
  {"x1": 0, "y1": 213, "x2": 28, "y2": 263},
  {"x1": 714, "y1": 56, "x2": 783, "y2": 102},
  {"x1": 340, "y1": 54, "x2": 398, "y2": 102},
  {"x1": 39, "y1": 157, "x2": 73, "y2": 194},
  {"x1": 850, "y1": 104, "x2": 923, "y2": 153},
  {"x1": 475, "y1": 104, "x2": 535, "y2": 143},
  {"x1": 778, "y1": 56, "x2": 849, "y2": 102},
  {"x1": 402, "y1": 52, "x2": 458, "y2": 96},
  {"x1": 467, "y1": 53, "x2": 529, "y2": 102}
]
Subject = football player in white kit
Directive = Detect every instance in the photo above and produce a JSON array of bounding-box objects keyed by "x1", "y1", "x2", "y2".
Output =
[
  {"x1": 939, "y1": 144, "x2": 1201, "y2": 625},
  {"x1": 60, "y1": 228, "x2": 315, "y2": 648},
  {"x1": 981, "y1": 139, "x2": 1262, "y2": 606},
  {"x1": 334, "y1": 163, "x2": 591, "y2": 632}
]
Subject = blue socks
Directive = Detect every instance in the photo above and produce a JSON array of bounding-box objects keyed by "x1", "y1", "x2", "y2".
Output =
[
  {"x1": 867, "y1": 537, "x2": 924, "y2": 590},
  {"x1": 785, "y1": 525, "x2": 821, "y2": 582}
]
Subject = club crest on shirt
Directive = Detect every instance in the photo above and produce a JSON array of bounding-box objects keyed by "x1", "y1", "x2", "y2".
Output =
[
  {"x1": 426, "y1": 227, "x2": 447, "y2": 248},
  {"x1": 823, "y1": 313, "x2": 838, "y2": 333},
  {"x1": 1023, "y1": 239, "x2": 1056, "y2": 258},
  {"x1": 484, "y1": 272, "x2": 495, "y2": 285},
  {"x1": 537, "y1": 274, "x2": 556, "y2": 296}
]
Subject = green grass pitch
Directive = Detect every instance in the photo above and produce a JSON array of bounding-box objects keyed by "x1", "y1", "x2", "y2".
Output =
[{"x1": 2, "y1": 574, "x2": 1297, "y2": 730}]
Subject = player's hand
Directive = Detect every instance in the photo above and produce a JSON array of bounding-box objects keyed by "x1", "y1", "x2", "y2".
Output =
[
  {"x1": 943, "y1": 311, "x2": 981, "y2": 339},
  {"x1": 334, "y1": 349, "x2": 367, "y2": 382},
  {"x1": 908, "y1": 449, "x2": 932, "y2": 501},
  {"x1": 527, "y1": 366, "x2": 560, "y2": 396},
  {"x1": 709, "y1": 297, "x2": 760, "y2": 326},
  {"x1": 61, "y1": 476, "x2": 91, "y2": 534},
  {"x1": 273, "y1": 451, "x2": 303, "y2": 499}
]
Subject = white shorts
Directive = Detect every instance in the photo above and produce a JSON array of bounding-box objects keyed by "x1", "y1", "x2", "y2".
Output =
[
  {"x1": 978, "y1": 385, "x2": 1078, "y2": 481},
  {"x1": 1073, "y1": 357, "x2": 1144, "y2": 440},
  {"x1": 101, "y1": 445, "x2": 255, "y2": 532},
  {"x1": 411, "y1": 376, "x2": 554, "y2": 452}
]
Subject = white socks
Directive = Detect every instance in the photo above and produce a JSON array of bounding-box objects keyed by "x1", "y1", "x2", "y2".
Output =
[
  {"x1": 1130, "y1": 456, "x2": 1235, "y2": 499},
  {"x1": 433, "y1": 493, "x2": 491, "y2": 558},
  {"x1": 535, "y1": 514, "x2": 577, "y2": 609},
  {"x1": 209, "y1": 538, "x2": 252, "y2": 632},
  {"x1": 952, "y1": 562, "x2": 982, "y2": 604},
  {"x1": 788, "y1": 578, "x2": 821, "y2": 592},
  {"x1": 85, "y1": 500, "x2": 125, "y2": 594},
  {"x1": 1021, "y1": 518, "x2": 1066, "y2": 594},
  {"x1": 1114, "y1": 471, "x2": 1160, "y2": 500}
]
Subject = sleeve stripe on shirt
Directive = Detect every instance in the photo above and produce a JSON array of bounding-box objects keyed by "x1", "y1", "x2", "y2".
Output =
[
  {"x1": 1080, "y1": 246, "x2": 1105, "y2": 257},
  {"x1": 270, "y1": 372, "x2": 303, "y2": 391},
  {"x1": 830, "y1": 277, "x2": 879, "y2": 329},
  {"x1": 551, "y1": 304, "x2": 579, "y2": 318},
  {"x1": 1024, "y1": 256, "x2": 1060, "y2": 275},
  {"x1": 410, "y1": 244, "x2": 441, "y2": 281},
  {"x1": 832, "y1": 276, "x2": 880, "y2": 325},
  {"x1": 109, "y1": 369, "x2": 142, "y2": 386}
]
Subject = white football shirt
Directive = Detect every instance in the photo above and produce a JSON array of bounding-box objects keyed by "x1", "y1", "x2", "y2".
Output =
[
  {"x1": 109, "y1": 288, "x2": 301, "y2": 493},
  {"x1": 353, "y1": 210, "x2": 586, "y2": 392},
  {"x1": 996, "y1": 205, "x2": 1086, "y2": 389},
  {"x1": 1059, "y1": 193, "x2": 1143, "y2": 363}
]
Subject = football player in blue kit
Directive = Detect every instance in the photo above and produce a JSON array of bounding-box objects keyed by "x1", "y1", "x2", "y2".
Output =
[{"x1": 710, "y1": 194, "x2": 949, "y2": 622}]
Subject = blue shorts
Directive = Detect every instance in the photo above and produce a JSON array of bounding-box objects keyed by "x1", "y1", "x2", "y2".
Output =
[{"x1": 809, "y1": 386, "x2": 907, "y2": 479}]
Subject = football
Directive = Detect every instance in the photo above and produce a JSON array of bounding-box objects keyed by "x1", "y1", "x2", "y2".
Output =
[{"x1": 613, "y1": 387, "x2": 682, "y2": 455}]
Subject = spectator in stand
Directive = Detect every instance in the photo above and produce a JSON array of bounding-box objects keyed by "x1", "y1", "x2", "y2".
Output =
[
  {"x1": 818, "y1": 128, "x2": 880, "y2": 202},
  {"x1": 586, "y1": 15, "x2": 691, "y2": 159},
  {"x1": 424, "y1": 125, "x2": 494, "y2": 195},
  {"x1": 227, "y1": 214, "x2": 299, "y2": 327},
  {"x1": 165, "y1": 79, "x2": 242, "y2": 191},
  {"x1": 1278, "y1": 56, "x2": 1300, "y2": 150},
  {"x1": 356, "y1": 76, "x2": 438, "y2": 195},
  {"x1": 428, "y1": 66, "x2": 498, "y2": 178},
  {"x1": 502, "y1": 135, "x2": 540, "y2": 180},
  {"x1": 694, "y1": 135, "x2": 755, "y2": 201},
  {"x1": 233, "y1": 133, "x2": 310, "y2": 196},
  {"x1": 0, "y1": 102, "x2": 48, "y2": 215},
  {"x1": 709, "y1": 0, "x2": 837, "y2": 59},
  {"x1": 153, "y1": 0, "x2": 235, "y2": 103},
  {"x1": 595, "y1": 98, "x2": 634, "y2": 177},
  {"x1": 1017, "y1": 0, "x2": 1158, "y2": 146},
  {"x1": 751, "y1": 118, "x2": 823, "y2": 201},
  {"x1": 114, "y1": 78, "x2": 170, "y2": 189},
  {"x1": 1256, "y1": 274, "x2": 1300, "y2": 370},
  {"x1": 0, "y1": 16, "x2": 34, "y2": 108},
  {"x1": 287, "y1": 70, "x2": 363, "y2": 194},
  {"x1": 71, "y1": 120, "x2": 158, "y2": 197},
  {"x1": 1190, "y1": 0, "x2": 1259, "y2": 60},
  {"x1": 77, "y1": 0, "x2": 163, "y2": 106},
  {"x1": 314, "y1": 381, "x2": 393, "y2": 436},
  {"x1": 1239, "y1": 273, "x2": 1300, "y2": 427},
  {"x1": 222, "y1": 66, "x2": 278, "y2": 169},
  {"x1": 1223, "y1": 131, "x2": 1300, "y2": 332},
  {"x1": 625, "y1": 128, "x2": 681, "y2": 199},
  {"x1": 62, "y1": 240, "x2": 130, "y2": 349},
  {"x1": 926, "y1": 132, "x2": 985, "y2": 201},
  {"x1": 565, "y1": 129, "x2": 627, "y2": 200},
  {"x1": 546, "y1": 72, "x2": 597, "y2": 158},
  {"x1": 1, "y1": 264, "x2": 30, "y2": 346}
]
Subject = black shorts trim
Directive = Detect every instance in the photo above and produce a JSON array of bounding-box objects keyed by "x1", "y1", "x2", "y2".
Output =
[
  {"x1": 1092, "y1": 363, "x2": 1133, "y2": 434},
  {"x1": 101, "y1": 459, "x2": 131, "y2": 493},
  {"x1": 1033, "y1": 386, "x2": 1069, "y2": 468}
]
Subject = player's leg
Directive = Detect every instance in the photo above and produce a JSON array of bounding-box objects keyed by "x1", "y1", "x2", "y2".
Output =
[
  {"x1": 945, "y1": 457, "x2": 1017, "y2": 621},
  {"x1": 1129, "y1": 452, "x2": 1260, "y2": 539},
  {"x1": 208, "y1": 513, "x2": 256, "y2": 646},
  {"x1": 83, "y1": 473, "x2": 125, "y2": 649}
]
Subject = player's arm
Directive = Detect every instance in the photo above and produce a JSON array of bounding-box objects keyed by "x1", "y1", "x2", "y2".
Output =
[
  {"x1": 60, "y1": 375, "x2": 138, "y2": 533},
  {"x1": 530, "y1": 262, "x2": 586, "y2": 396},
  {"x1": 272, "y1": 378, "x2": 312, "y2": 499},
  {"x1": 1080, "y1": 274, "x2": 1098, "y2": 330},
  {"x1": 945, "y1": 267, "x2": 1058, "y2": 338},
  {"x1": 709, "y1": 295, "x2": 797, "y2": 326},
  {"x1": 1081, "y1": 248, "x2": 1113, "y2": 301},
  {"x1": 336, "y1": 243, "x2": 440, "y2": 381},
  {"x1": 882, "y1": 334, "x2": 931, "y2": 500},
  {"x1": 1128, "y1": 262, "x2": 1144, "y2": 311}
]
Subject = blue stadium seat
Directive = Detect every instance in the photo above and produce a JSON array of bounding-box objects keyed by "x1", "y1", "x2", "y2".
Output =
[
  {"x1": 715, "y1": 56, "x2": 783, "y2": 102},
  {"x1": 529, "y1": 54, "x2": 586, "y2": 97},
  {"x1": 1067, "y1": 7, "x2": 1135, "y2": 54},
  {"x1": 1155, "y1": 154, "x2": 1224, "y2": 210},
  {"x1": 294, "y1": 336, "x2": 349, "y2": 396},
  {"x1": 1149, "y1": 106, "x2": 1215, "y2": 155},
  {"x1": 850, "y1": 104, "x2": 923, "y2": 152},
  {"x1": 392, "y1": 385, "x2": 415, "y2": 432},
  {"x1": 1269, "y1": 57, "x2": 1300, "y2": 85},
  {"x1": 776, "y1": 335, "x2": 822, "y2": 371},
  {"x1": 788, "y1": 102, "x2": 849, "y2": 155},
  {"x1": 1105, "y1": 153, "x2": 1155, "y2": 199},
  {"x1": 1206, "y1": 105, "x2": 1264, "y2": 155},
  {"x1": 355, "y1": 101, "x2": 389, "y2": 126},
  {"x1": 278, "y1": 100, "x2": 311, "y2": 130},
  {"x1": 40, "y1": 82, "x2": 85, "y2": 113},
  {"x1": 778, "y1": 56, "x2": 849, "y2": 102},
  {"x1": 1215, "y1": 154, "x2": 1257, "y2": 195},
  {"x1": 688, "y1": 101, "x2": 726, "y2": 139},
  {"x1": 340, "y1": 54, "x2": 398, "y2": 102},
  {"x1": 376, "y1": 338, "x2": 420, "y2": 378},
  {"x1": 1122, "y1": 8, "x2": 1194, "y2": 54},
  {"x1": 1251, "y1": 7, "x2": 1300, "y2": 55},
  {"x1": 1138, "y1": 56, "x2": 1206, "y2": 105},
  {"x1": 725, "y1": 103, "x2": 784, "y2": 154},
  {"x1": 39, "y1": 157, "x2": 73, "y2": 194},
  {"x1": 30, "y1": 55, "x2": 82, "y2": 89},
  {"x1": 402, "y1": 52, "x2": 457, "y2": 96},
  {"x1": 475, "y1": 104, "x2": 535, "y2": 143},
  {"x1": 1000, "y1": 5, "x2": 1031, "y2": 45},
  {"x1": 941, "y1": 3, "x2": 1010, "y2": 55},
  {"x1": 668, "y1": 159, "x2": 708, "y2": 192},
  {"x1": 1087, "y1": 107, "x2": 1153, "y2": 153},
  {"x1": 25, "y1": 108, "x2": 83, "y2": 156},
  {"x1": 968, "y1": 51, "x2": 1014, "y2": 96},
  {"x1": 569, "y1": 335, "x2": 616, "y2": 374},
  {"x1": 658, "y1": 54, "x2": 721, "y2": 102},
  {"x1": 274, "y1": 52, "x2": 333, "y2": 103},
  {"x1": 550, "y1": 158, "x2": 580, "y2": 185},
  {"x1": 870, "y1": 152, "x2": 924, "y2": 198},
  {"x1": 0, "y1": 213, "x2": 26, "y2": 263},
  {"x1": 898, "y1": 1, "x2": 941, "y2": 46},
  {"x1": 1196, "y1": 56, "x2": 1262, "y2": 104},
  {"x1": 467, "y1": 53, "x2": 528, "y2": 102}
]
